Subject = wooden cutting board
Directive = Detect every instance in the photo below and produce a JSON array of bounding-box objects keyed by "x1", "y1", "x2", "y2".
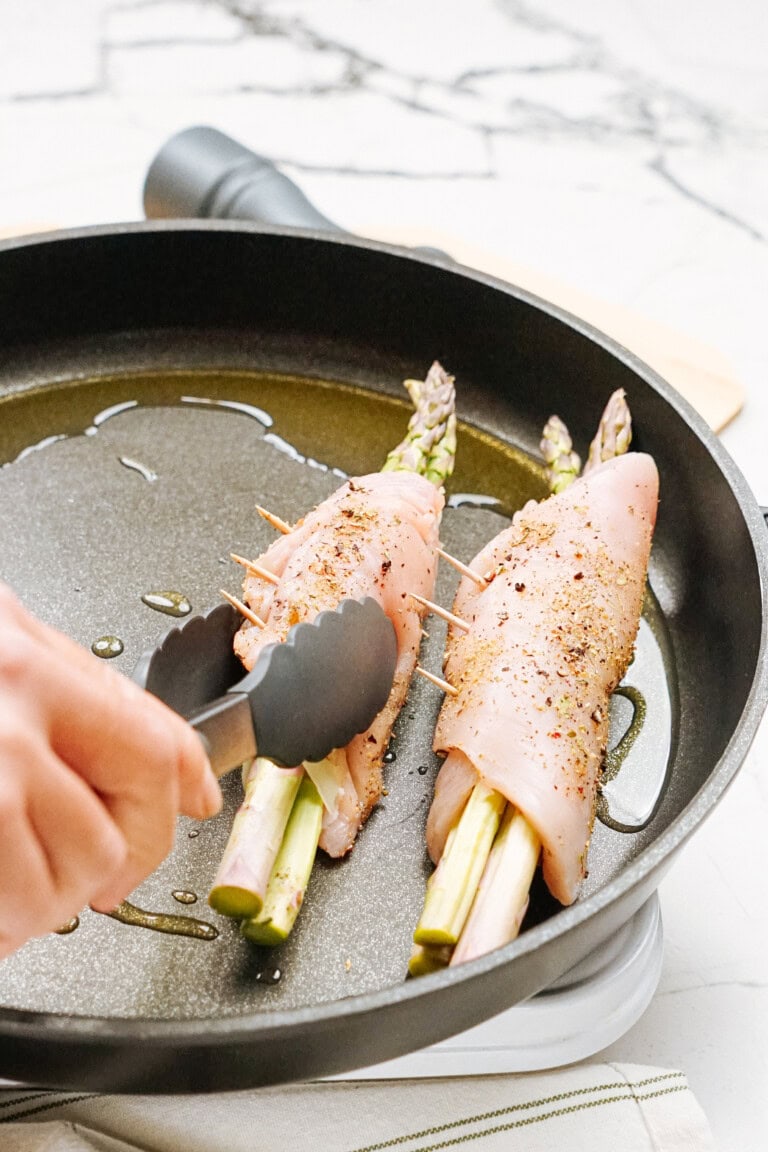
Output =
[{"x1": 2, "y1": 222, "x2": 743, "y2": 433}]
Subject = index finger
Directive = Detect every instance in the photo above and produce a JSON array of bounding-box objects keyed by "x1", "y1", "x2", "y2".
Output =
[{"x1": 13, "y1": 596, "x2": 222, "y2": 821}]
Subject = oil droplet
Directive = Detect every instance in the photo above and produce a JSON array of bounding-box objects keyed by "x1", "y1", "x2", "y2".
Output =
[
  {"x1": 172, "y1": 890, "x2": 198, "y2": 905},
  {"x1": 107, "y1": 900, "x2": 218, "y2": 941},
  {"x1": 119, "y1": 456, "x2": 158, "y2": 482},
  {"x1": 188, "y1": 828, "x2": 200, "y2": 839},
  {"x1": 91, "y1": 635, "x2": 124, "y2": 659},
  {"x1": 255, "y1": 968, "x2": 282, "y2": 985},
  {"x1": 54, "y1": 916, "x2": 80, "y2": 935},
  {"x1": 417, "y1": 765, "x2": 429, "y2": 776},
  {"x1": 141, "y1": 591, "x2": 192, "y2": 617},
  {"x1": 383, "y1": 750, "x2": 396, "y2": 764}
]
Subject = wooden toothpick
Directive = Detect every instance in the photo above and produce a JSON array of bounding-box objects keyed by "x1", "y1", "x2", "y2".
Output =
[
  {"x1": 416, "y1": 665, "x2": 459, "y2": 696},
  {"x1": 230, "y1": 553, "x2": 280, "y2": 586},
  {"x1": 256, "y1": 505, "x2": 292, "y2": 535},
  {"x1": 436, "y1": 547, "x2": 486, "y2": 587},
  {"x1": 220, "y1": 589, "x2": 266, "y2": 629},
  {"x1": 409, "y1": 593, "x2": 471, "y2": 634}
]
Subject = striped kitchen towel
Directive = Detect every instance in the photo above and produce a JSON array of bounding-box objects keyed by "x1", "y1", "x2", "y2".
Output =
[{"x1": 0, "y1": 1063, "x2": 714, "y2": 1150}]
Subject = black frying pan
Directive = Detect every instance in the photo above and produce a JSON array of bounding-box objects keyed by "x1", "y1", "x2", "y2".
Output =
[{"x1": 0, "y1": 132, "x2": 766, "y2": 1093}]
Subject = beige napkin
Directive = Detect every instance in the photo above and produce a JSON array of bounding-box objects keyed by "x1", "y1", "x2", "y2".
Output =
[{"x1": 0, "y1": 1063, "x2": 715, "y2": 1151}]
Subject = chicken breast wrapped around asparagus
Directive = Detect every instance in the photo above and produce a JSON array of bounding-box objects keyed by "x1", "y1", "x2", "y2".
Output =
[
  {"x1": 209, "y1": 362, "x2": 457, "y2": 942},
  {"x1": 428, "y1": 451, "x2": 659, "y2": 908},
  {"x1": 235, "y1": 468, "x2": 444, "y2": 855}
]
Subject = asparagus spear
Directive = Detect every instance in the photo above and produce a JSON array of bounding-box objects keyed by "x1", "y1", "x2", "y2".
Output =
[
  {"x1": 208, "y1": 758, "x2": 303, "y2": 918},
  {"x1": 583, "y1": 388, "x2": 632, "y2": 474},
  {"x1": 450, "y1": 807, "x2": 540, "y2": 966},
  {"x1": 211, "y1": 362, "x2": 457, "y2": 941},
  {"x1": 411, "y1": 391, "x2": 633, "y2": 970},
  {"x1": 539, "y1": 414, "x2": 581, "y2": 493},
  {"x1": 413, "y1": 780, "x2": 506, "y2": 946},
  {"x1": 241, "y1": 775, "x2": 324, "y2": 946},
  {"x1": 408, "y1": 941, "x2": 453, "y2": 977},
  {"x1": 383, "y1": 361, "x2": 457, "y2": 486}
]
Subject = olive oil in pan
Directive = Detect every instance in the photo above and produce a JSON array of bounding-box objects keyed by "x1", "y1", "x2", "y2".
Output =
[
  {"x1": 602, "y1": 687, "x2": 647, "y2": 785},
  {"x1": 254, "y1": 968, "x2": 282, "y2": 985},
  {"x1": 172, "y1": 890, "x2": 198, "y2": 905},
  {"x1": 0, "y1": 369, "x2": 547, "y2": 515},
  {"x1": 107, "y1": 901, "x2": 218, "y2": 941},
  {"x1": 91, "y1": 635, "x2": 124, "y2": 658},
  {"x1": 141, "y1": 591, "x2": 192, "y2": 617},
  {"x1": 119, "y1": 456, "x2": 158, "y2": 482},
  {"x1": 597, "y1": 588, "x2": 677, "y2": 834},
  {"x1": 54, "y1": 917, "x2": 80, "y2": 935}
]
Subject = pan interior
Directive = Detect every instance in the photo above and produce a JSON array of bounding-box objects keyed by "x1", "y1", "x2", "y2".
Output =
[{"x1": 0, "y1": 369, "x2": 676, "y2": 1020}]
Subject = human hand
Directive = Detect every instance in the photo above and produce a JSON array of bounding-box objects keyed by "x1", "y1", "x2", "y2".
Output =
[{"x1": 0, "y1": 582, "x2": 222, "y2": 958}]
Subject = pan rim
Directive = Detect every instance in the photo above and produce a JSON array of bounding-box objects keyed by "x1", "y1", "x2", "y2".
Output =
[{"x1": 0, "y1": 220, "x2": 766, "y2": 1052}]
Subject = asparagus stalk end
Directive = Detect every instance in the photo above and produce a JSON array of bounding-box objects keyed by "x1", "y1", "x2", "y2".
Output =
[
  {"x1": 209, "y1": 885, "x2": 263, "y2": 920},
  {"x1": 240, "y1": 775, "x2": 324, "y2": 946},
  {"x1": 208, "y1": 758, "x2": 302, "y2": 919},
  {"x1": 413, "y1": 781, "x2": 506, "y2": 947}
]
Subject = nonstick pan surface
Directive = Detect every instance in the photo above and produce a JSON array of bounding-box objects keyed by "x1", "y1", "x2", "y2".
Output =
[{"x1": 0, "y1": 222, "x2": 765, "y2": 1092}]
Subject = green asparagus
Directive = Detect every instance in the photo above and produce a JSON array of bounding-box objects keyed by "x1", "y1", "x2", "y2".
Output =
[
  {"x1": 383, "y1": 361, "x2": 457, "y2": 486},
  {"x1": 209, "y1": 758, "x2": 303, "y2": 918},
  {"x1": 539, "y1": 413, "x2": 581, "y2": 493},
  {"x1": 583, "y1": 388, "x2": 632, "y2": 473},
  {"x1": 241, "y1": 775, "x2": 324, "y2": 946}
]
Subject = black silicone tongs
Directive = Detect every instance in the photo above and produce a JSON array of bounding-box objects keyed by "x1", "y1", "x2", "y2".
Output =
[{"x1": 132, "y1": 598, "x2": 397, "y2": 773}]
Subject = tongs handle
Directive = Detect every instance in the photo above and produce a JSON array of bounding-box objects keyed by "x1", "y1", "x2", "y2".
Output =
[{"x1": 187, "y1": 693, "x2": 257, "y2": 778}]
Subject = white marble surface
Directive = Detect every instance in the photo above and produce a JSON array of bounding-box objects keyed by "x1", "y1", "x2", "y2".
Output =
[{"x1": 2, "y1": 1, "x2": 768, "y2": 1148}]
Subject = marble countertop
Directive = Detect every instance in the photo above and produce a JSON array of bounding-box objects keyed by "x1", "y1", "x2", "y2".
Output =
[{"x1": 2, "y1": 1, "x2": 767, "y2": 1148}]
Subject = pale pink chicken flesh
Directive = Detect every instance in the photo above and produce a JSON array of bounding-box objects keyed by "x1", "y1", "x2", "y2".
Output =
[
  {"x1": 234, "y1": 471, "x2": 443, "y2": 856},
  {"x1": 428, "y1": 452, "x2": 659, "y2": 905}
]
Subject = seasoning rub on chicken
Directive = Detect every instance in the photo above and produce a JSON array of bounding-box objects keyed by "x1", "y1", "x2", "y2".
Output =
[
  {"x1": 209, "y1": 362, "x2": 456, "y2": 947},
  {"x1": 411, "y1": 392, "x2": 658, "y2": 971}
]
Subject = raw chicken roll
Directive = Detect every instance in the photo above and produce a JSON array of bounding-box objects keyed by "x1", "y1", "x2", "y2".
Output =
[
  {"x1": 428, "y1": 451, "x2": 659, "y2": 905},
  {"x1": 235, "y1": 470, "x2": 443, "y2": 856}
]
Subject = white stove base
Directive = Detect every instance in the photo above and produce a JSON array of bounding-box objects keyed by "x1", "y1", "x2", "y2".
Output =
[{"x1": 337, "y1": 896, "x2": 663, "y2": 1079}]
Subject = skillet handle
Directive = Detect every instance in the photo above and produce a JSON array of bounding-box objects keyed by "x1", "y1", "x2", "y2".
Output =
[
  {"x1": 143, "y1": 125, "x2": 342, "y2": 232},
  {"x1": 143, "y1": 126, "x2": 452, "y2": 261}
]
